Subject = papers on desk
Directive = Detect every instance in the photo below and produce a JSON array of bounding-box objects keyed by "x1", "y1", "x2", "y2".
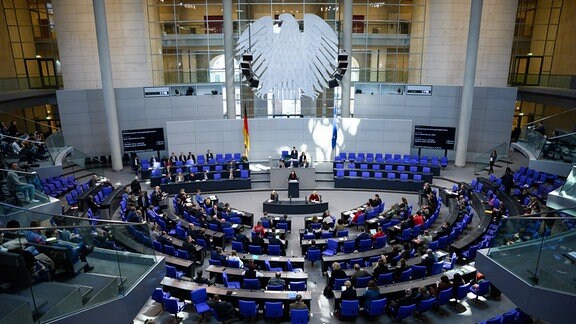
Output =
[
  {"x1": 271, "y1": 257, "x2": 280, "y2": 261},
  {"x1": 251, "y1": 255, "x2": 259, "y2": 260},
  {"x1": 343, "y1": 211, "x2": 352, "y2": 216},
  {"x1": 369, "y1": 229, "x2": 377, "y2": 235},
  {"x1": 209, "y1": 195, "x2": 217, "y2": 200},
  {"x1": 287, "y1": 292, "x2": 297, "y2": 299},
  {"x1": 289, "y1": 180, "x2": 298, "y2": 183}
]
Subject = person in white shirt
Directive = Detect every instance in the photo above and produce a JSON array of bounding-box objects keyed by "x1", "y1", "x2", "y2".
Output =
[
  {"x1": 227, "y1": 251, "x2": 244, "y2": 268},
  {"x1": 11, "y1": 141, "x2": 21, "y2": 155}
]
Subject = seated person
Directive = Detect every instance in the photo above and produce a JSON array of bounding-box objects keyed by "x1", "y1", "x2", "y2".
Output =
[
  {"x1": 362, "y1": 280, "x2": 380, "y2": 310},
  {"x1": 336, "y1": 280, "x2": 357, "y2": 311},
  {"x1": 210, "y1": 247, "x2": 227, "y2": 264},
  {"x1": 267, "y1": 272, "x2": 286, "y2": 290},
  {"x1": 6, "y1": 162, "x2": 39, "y2": 203},
  {"x1": 207, "y1": 294, "x2": 237, "y2": 321},
  {"x1": 389, "y1": 288, "x2": 418, "y2": 316},
  {"x1": 299, "y1": 152, "x2": 309, "y2": 168},
  {"x1": 289, "y1": 294, "x2": 309, "y2": 316},
  {"x1": 309, "y1": 191, "x2": 320, "y2": 202},
  {"x1": 242, "y1": 260, "x2": 263, "y2": 278},
  {"x1": 270, "y1": 190, "x2": 278, "y2": 202},
  {"x1": 253, "y1": 221, "x2": 266, "y2": 237},
  {"x1": 227, "y1": 250, "x2": 244, "y2": 268},
  {"x1": 371, "y1": 227, "x2": 386, "y2": 240},
  {"x1": 175, "y1": 171, "x2": 185, "y2": 183},
  {"x1": 194, "y1": 269, "x2": 215, "y2": 286}
]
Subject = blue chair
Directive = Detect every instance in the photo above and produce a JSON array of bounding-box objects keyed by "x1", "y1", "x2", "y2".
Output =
[
  {"x1": 249, "y1": 245, "x2": 263, "y2": 255},
  {"x1": 396, "y1": 304, "x2": 416, "y2": 322},
  {"x1": 190, "y1": 288, "x2": 211, "y2": 318},
  {"x1": 396, "y1": 228, "x2": 412, "y2": 242},
  {"x1": 355, "y1": 276, "x2": 372, "y2": 289},
  {"x1": 333, "y1": 278, "x2": 348, "y2": 290},
  {"x1": 438, "y1": 235, "x2": 449, "y2": 250},
  {"x1": 358, "y1": 239, "x2": 372, "y2": 252},
  {"x1": 377, "y1": 273, "x2": 393, "y2": 285},
  {"x1": 286, "y1": 259, "x2": 303, "y2": 273},
  {"x1": 152, "y1": 240, "x2": 163, "y2": 253},
  {"x1": 268, "y1": 244, "x2": 282, "y2": 256},
  {"x1": 322, "y1": 239, "x2": 339, "y2": 256},
  {"x1": 321, "y1": 231, "x2": 333, "y2": 239},
  {"x1": 399, "y1": 268, "x2": 413, "y2": 282},
  {"x1": 454, "y1": 283, "x2": 471, "y2": 304},
  {"x1": 374, "y1": 172, "x2": 383, "y2": 179},
  {"x1": 289, "y1": 281, "x2": 307, "y2": 291},
  {"x1": 267, "y1": 284, "x2": 284, "y2": 291},
  {"x1": 462, "y1": 244, "x2": 479, "y2": 260},
  {"x1": 337, "y1": 230, "x2": 348, "y2": 237},
  {"x1": 291, "y1": 308, "x2": 309, "y2": 324},
  {"x1": 442, "y1": 252, "x2": 458, "y2": 270},
  {"x1": 239, "y1": 300, "x2": 258, "y2": 320},
  {"x1": 164, "y1": 245, "x2": 176, "y2": 256},
  {"x1": 365, "y1": 297, "x2": 386, "y2": 319},
  {"x1": 416, "y1": 297, "x2": 436, "y2": 316},
  {"x1": 411, "y1": 265, "x2": 427, "y2": 279},
  {"x1": 265, "y1": 259, "x2": 283, "y2": 272},
  {"x1": 342, "y1": 240, "x2": 356, "y2": 253},
  {"x1": 208, "y1": 258, "x2": 222, "y2": 266},
  {"x1": 264, "y1": 302, "x2": 284, "y2": 320},
  {"x1": 166, "y1": 265, "x2": 183, "y2": 279},
  {"x1": 227, "y1": 259, "x2": 241, "y2": 268},
  {"x1": 431, "y1": 261, "x2": 444, "y2": 275},
  {"x1": 340, "y1": 300, "x2": 359, "y2": 321},
  {"x1": 307, "y1": 248, "x2": 321, "y2": 265},
  {"x1": 223, "y1": 270, "x2": 241, "y2": 289},
  {"x1": 469, "y1": 280, "x2": 491, "y2": 302},
  {"x1": 152, "y1": 287, "x2": 170, "y2": 304},
  {"x1": 243, "y1": 278, "x2": 261, "y2": 290},
  {"x1": 176, "y1": 249, "x2": 189, "y2": 260},
  {"x1": 428, "y1": 240, "x2": 439, "y2": 251},
  {"x1": 373, "y1": 236, "x2": 386, "y2": 249},
  {"x1": 163, "y1": 297, "x2": 185, "y2": 321},
  {"x1": 350, "y1": 213, "x2": 365, "y2": 229},
  {"x1": 231, "y1": 241, "x2": 245, "y2": 253},
  {"x1": 437, "y1": 288, "x2": 453, "y2": 308}
]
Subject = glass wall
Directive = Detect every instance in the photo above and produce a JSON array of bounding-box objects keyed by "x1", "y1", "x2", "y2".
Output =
[
  {"x1": 1, "y1": 0, "x2": 60, "y2": 91},
  {"x1": 146, "y1": 0, "x2": 425, "y2": 117}
]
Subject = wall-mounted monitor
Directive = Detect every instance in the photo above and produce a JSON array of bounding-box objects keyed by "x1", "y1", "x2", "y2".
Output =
[
  {"x1": 413, "y1": 125, "x2": 456, "y2": 150},
  {"x1": 122, "y1": 128, "x2": 166, "y2": 153}
]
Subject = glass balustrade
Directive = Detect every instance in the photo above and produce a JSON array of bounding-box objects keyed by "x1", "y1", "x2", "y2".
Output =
[
  {"x1": 1, "y1": 168, "x2": 51, "y2": 209},
  {"x1": 0, "y1": 207, "x2": 160, "y2": 323},
  {"x1": 474, "y1": 142, "x2": 510, "y2": 175},
  {"x1": 486, "y1": 214, "x2": 576, "y2": 295}
]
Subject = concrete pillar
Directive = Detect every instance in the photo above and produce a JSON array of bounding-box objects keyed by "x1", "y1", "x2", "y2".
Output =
[
  {"x1": 223, "y1": 0, "x2": 236, "y2": 119},
  {"x1": 93, "y1": 0, "x2": 122, "y2": 171},
  {"x1": 455, "y1": 0, "x2": 483, "y2": 167},
  {"x1": 340, "y1": 0, "x2": 353, "y2": 117}
]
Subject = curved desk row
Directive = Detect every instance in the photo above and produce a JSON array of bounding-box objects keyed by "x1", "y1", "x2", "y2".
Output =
[
  {"x1": 205, "y1": 265, "x2": 308, "y2": 285},
  {"x1": 161, "y1": 277, "x2": 312, "y2": 316},
  {"x1": 159, "y1": 179, "x2": 251, "y2": 195},
  {"x1": 263, "y1": 200, "x2": 329, "y2": 215},
  {"x1": 334, "y1": 177, "x2": 424, "y2": 192}
]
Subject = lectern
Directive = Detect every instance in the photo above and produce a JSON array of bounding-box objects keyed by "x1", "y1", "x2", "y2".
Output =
[{"x1": 288, "y1": 180, "x2": 300, "y2": 198}]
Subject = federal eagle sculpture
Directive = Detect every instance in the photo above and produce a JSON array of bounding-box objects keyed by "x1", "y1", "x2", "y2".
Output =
[{"x1": 236, "y1": 13, "x2": 339, "y2": 100}]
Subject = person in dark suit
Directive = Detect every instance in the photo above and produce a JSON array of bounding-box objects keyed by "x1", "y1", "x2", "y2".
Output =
[
  {"x1": 187, "y1": 152, "x2": 196, "y2": 164},
  {"x1": 268, "y1": 233, "x2": 286, "y2": 256},
  {"x1": 290, "y1": 146, "x2": 298, "y2": 159},
  {"x1": 178, "y1": 152, "x2": 187, "y2": 163},
  {"x1": 355, "y1": 228, "x2": 370, "y2": 247},
  {"x1": 489, "y1": 150, "x2": 497, "y2": 174},
  {"x1": 137, "y1": 191, "x2": 150, "y2": 212},
  {"x1": 252, "y1": 232, "x2": 265, "y2": 248},
  {"x1": 234, "y1": 230, "x2": 250, "y2": 251},
  {"x1": 206, "y1": 149, "x2": 214, "y2": 160},
  {"x1": 130, "y1": 176, "x2": 141, "y2": 194},
  {"x1": 335, "y1": 280, "x2": 357, "y2": 311},
  {"x1": 169, "y1": 152, "x2": 178, "y2": 164}
]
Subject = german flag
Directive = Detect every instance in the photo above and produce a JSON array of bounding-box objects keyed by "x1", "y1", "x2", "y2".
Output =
[{"x1": 243, "y1": 105, "x2": 250, "y2": 155}]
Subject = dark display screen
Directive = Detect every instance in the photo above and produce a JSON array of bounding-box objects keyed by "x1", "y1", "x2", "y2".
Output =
[
  {"x1": 122, "y1": 128, "x2": 165, "y2": 152},
  {"x1": 413, "y1": 125, "x2": 456, "y2": 150}
]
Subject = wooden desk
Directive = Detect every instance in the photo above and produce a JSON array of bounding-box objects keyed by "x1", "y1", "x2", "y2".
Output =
[
  {"x1": 263, "y1": 200, "x2": 329, "y2": 215},
  {"x1": 205, "y1": 265, "x2": 308, "y2": 285},
  {"x1": 161, "y1": 277, "x2": 311, "y2": 318},
  {"x1": 159, "y1": 252, "x2": 195, "y2": 277},
  {"x1": 222, "y1": 251, "x2": 305, "y2": 271},
  {"x1": 300, "y1": 237, "x2": 353, "y2": 255},
  {"x1": 322, "y1": 247, "x2": 392, "y2": 272},
  {"x1": 333, "y1": 265, "x2": 477, "y2": 301}
]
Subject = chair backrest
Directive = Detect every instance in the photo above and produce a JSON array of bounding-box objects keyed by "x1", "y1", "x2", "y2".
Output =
[
  {"x1": 396, "y1": 304, "x2": 416, "y2": 321},
  {"x1": 342, "y1": 240, "x2": 355, "y2": 253},
  {"x1": 431, "y1": 261, "x2": 443, "y2": 275},
  {"x1": 374, "y1": 236, "x2": 386, "y2": 249},
  {"x1": 399, "y1": 268, "x2": 413, "y2": 282},
  {"x1": 411, "y1": 265, "x2": 427, "y2": 279},
  {"x1": 190, "y1": 287, "x2": 207, "y2": 305},
  {"x1": 355, "y1": 276, "x2": 372, "y2": 288},
  {"x1": 166, "y1": 265, "x2": 178, "y2": 278},
  {"x1": 307, "y1": 249, "x2": 321, "y2": 262},
  {"x1": 456, "y1": 283, "x2": 471, "y2": 300},
  {"x1": 164, "y1": 245, "x2": 176, "y2": 256},
  {"x1": 231, "y1": 241, "x2": 244, "y2": 253},
  {"x1": 289, "y1": 281, "x2": 307, "y2": 291},
  {"x1": 417, "y1": 297, "x2": 436, "y2": 313},
  {"x1": 358, "y1": 239, "x2": 372, "y2": 252},
  {"x1": 268, "y1": 244, "x2": 281, "y2": 256},
  {"x1": 333, "y1": 278, "x2": 348, "y2": 290},
  {"x1": 267, "y1": 284, "x2": 284, "y2": 291},
  {"x1": 239, "y1": 300, "x2": 257, "y2": 316},
  {"x1": 264, "y1": 301, "x2": 284, "y2": 318},
  {"x1": 243, "y1": 278, "x2": 260, "y2": 290},
  {"x1": 249, "y1": 245, "x2": 263, "y2": 255},
  {"x1": 367, "y1": 298, "x2": 387, "y2": 316},
  {"x1": 290, "y1": 309, "x2": 309, "y2": 324},
  {"x1": 327, "y1": 239, "x2": 339, "y2": 251},
  {"x1": 337, "y1": 230, "x2": 349, "y2": 237},
  {"x1": 152, "y1": 288, "x2": 167, "y2": 303},
  {"x1": 163, "y1": 297, "x2": 181, "y2": 315},
  {"x1": 377, "y1": 272, "x2": 393, "y2": 285},
  {"x1": 176, "y1": 249, "x2": 189, "y2": 260},
  {"x1": 437, "y1": 288, "x2": 453, "y2": 306},
  {"x1": 341, "y1": 300, "x2": 359, "y2": 317},
  {"x1": 227, "y1": 259, "x2": 241, "y2": 268}
]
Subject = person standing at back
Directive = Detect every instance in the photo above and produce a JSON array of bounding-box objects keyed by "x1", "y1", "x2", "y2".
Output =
[{"x1": 489, "y1": 150, "x2": 497, "y2": 174}]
